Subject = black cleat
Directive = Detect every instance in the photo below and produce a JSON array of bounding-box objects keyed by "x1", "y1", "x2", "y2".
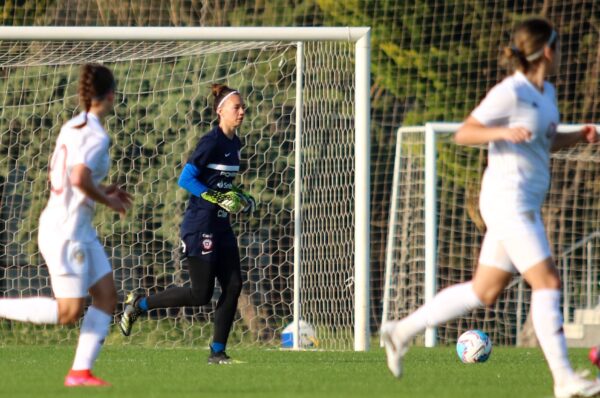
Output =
[
  {"x1": 119, "y1": 292, "x2": 143, "y2": 337},
  {"x1": 207, "y1": 349, "x2": 232, "y2": 365}
]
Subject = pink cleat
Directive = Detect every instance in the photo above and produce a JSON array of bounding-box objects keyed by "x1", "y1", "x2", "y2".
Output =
[
  {"x1": 590, "y1": 346, "x2": 600, "y2": 369},
  {"x1": 64, "y1": 369, "x2": 111, "y2": 387}
]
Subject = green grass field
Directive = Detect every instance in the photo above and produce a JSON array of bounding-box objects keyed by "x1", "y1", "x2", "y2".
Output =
[{"x1": 0, "y1": 346, "x2": 597, "y2": 398}]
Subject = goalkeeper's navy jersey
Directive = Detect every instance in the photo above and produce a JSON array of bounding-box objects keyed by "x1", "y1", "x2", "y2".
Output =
[{"x1": 180, "y1": 126, "x2": 242, "y2": 236}]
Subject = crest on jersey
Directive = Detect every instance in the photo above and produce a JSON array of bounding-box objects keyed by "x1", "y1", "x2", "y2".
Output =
[{"x1": 73, "y1": 249, "x2": 85, "y2": 265}]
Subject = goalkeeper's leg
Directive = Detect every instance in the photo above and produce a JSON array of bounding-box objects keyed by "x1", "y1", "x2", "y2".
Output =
[
  {"x1": 209, "y1": 232, "x2": 242, "y2": 364},
  {"x1": 119, "y1": 255, "x2": 216, "y2": 336}
]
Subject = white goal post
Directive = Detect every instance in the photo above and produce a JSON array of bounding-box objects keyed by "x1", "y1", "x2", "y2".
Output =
[
  {"x1": 383, "y1": 122, "x2": 600, "y2": 348},
  {"x1": 0, "y1": 27, "x2": 371, "y2": 351}
]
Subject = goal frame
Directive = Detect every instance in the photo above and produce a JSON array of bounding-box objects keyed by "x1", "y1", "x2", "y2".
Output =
[
  {"x1": 0, "y1": 26, "x2": 371, "y2": 351},
  {"x1": 383, "y1": 122, "x2": 600, "y2": 347}
]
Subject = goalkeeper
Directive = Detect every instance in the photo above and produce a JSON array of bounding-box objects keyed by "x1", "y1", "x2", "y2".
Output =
[{"x1": 120, "y1": 83, "x2": 254, "y2": 364}]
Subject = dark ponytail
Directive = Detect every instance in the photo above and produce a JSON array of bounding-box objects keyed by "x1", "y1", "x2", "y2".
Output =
[
  {"x1": 75, "y1": 63, "x2": 116, "y2": 129},
  {"x1": 211, "y1": 83, "x2": 239, "y2": 114},
  {"x1": 502, "y1": 46, "x2": 529, "y2": 70},
  {"x1": 501, "y1": 17, "x2": 557, "y2": 73}
]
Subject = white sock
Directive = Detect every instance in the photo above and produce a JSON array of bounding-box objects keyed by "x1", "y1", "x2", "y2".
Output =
[
  {"x1": 531, "y1": 289, "x2": 573, "y2": 384},
  {"x1": 71, "y1": 306, "x2": 112, "y2": 371},
  {"x1": 395, "y1": 282, "x2": 483, "y2": 340},
  {"x1": 0, "y1": 297, "x2": 58, "y2": 324}
]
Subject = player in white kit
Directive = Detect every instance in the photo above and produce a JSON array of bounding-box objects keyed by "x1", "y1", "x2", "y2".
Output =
[
  {"x1": 381, "y1": 17, "x2": 600, "y2": 398},
  {"x1": 0, "y1": 64, "x2": 132, "y2": 386}
]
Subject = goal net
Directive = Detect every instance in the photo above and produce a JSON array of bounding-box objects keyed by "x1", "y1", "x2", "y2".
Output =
[
  {"x1": 383, "y1": 123, "x2": 600, "y2": 346},
  {"x1": 0, "y1": 27, "x2": 370, "y2": 350}
]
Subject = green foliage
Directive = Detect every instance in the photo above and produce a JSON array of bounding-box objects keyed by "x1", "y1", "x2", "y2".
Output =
[{"x1": 1, "y1": 0, "x2": 52, "y2": 26}]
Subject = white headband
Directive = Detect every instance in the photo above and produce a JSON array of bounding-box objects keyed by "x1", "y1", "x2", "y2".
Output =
[
  {"x1": 525, "y1": 30, "x2": 557, "y2": 62},
  {"x1": 216, "y1": 91, "x2": 239, "y2": 110}
]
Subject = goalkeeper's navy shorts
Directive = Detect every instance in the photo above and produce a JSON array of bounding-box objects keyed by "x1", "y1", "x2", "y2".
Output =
[{"x1": 181, "y1": 227, "x2": 237, "y2": 263}]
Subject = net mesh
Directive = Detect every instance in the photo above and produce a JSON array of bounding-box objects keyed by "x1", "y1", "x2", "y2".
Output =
[
  {"x1": 0, "y1": 0, "x2": 599, "y2": 346},
  {"x1": 0, "y1": 39, "x2": 357, "y2": 349},
  {"x1": 384, "y1": 126, "x2": 600, "y2": 346}
]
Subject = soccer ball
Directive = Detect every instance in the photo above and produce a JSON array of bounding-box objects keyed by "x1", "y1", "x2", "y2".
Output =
[
  {"x1": 589, "y1": 346, "x2": 600, "y2": 368},
  {"x1": 281, "y1": 320, "x2": 319, "y2": 349},
  {"x1": 456, "y1": 330, "x2": 492, "y2": 363}
]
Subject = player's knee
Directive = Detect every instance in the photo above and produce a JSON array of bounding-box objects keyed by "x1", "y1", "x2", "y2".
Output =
[
  {"x1": 104, "y1": 291, "x2": 118, "y2": 312},
  {"x1": 190, "y1": 287, "x2": 213, "y2": 306},
  {"x1": 227, "y1": 277, "x2": 242, "y2": 298},
  {"x1": 92, "y1": 289, "x2": 118, "y2": 313},
  {"x1": 58, "y1": 313, "x2": 79, "y2": 325},
  {"x1": 106, "y1": 293, "x2": 118, "y2": 312},
  {"x1": 58, "y1": 305, "x2": 83, "y2": 325},
  {"x1": 545, "y1": 267, "x2": 561, "y2": 290},
  {"x1": 533, "y1": 274, "x2": 561, "y2": 290},
  {"x1": 478, "y1": 290, "x2": 500, "y2": 306},
  {"x1": 526, "y1": 262, "x2": 562, "y2": 290}
]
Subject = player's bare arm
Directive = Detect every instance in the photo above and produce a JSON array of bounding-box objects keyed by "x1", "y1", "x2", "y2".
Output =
[
  {"x1": 71, "y1": 164, "x2": 131, "y2": 215},
  {"x1": 455, "y1": 116, "x2": 532, "y2": 145},
  {"x1": 551, "y1": 125, "x2": 598, "y2": 151}
]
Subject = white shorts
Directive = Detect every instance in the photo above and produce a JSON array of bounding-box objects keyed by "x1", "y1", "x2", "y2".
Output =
[
  {"x1": 38, "y1": 232, "x2": 111, "y2": 298},
  {"x1": 479, "y1": 209, "x2": 552, "y2": 274}
]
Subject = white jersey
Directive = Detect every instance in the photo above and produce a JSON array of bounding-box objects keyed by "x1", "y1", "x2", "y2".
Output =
[
  {"x1": 39, "y1": 112, "x2": 110, "y2": 242},
  {"x1": 471, "y1": 71, "x2": 560, "y2": 214}
]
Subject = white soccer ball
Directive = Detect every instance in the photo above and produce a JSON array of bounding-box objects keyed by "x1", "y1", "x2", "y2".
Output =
[
  {"x1": 456, "y1": 329, "x2": 492, "y2": 363},
  {"x1": 281, "y1": 320, "x2": 319, "y2": 349}
]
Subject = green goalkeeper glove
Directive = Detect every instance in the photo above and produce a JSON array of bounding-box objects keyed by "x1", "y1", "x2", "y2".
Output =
[
  {"x1": 201, "y1": 189, "x2": 245, "y2": 214},
  {"x1": 232, "y1": 186, "x2": 256, "y2": 215}
]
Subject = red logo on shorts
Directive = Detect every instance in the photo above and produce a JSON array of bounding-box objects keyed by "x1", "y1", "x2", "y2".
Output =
[{"x1": 201, "y1": 233, "x2": 213, "y2": 255}]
